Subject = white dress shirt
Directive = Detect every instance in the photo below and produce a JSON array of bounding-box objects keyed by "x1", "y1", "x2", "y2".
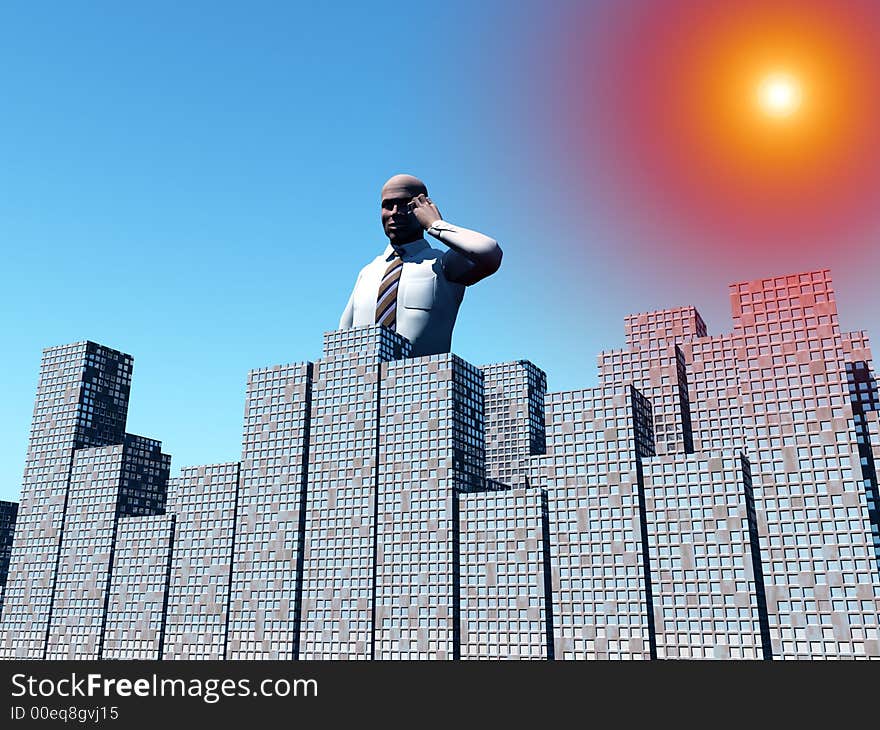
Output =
[{"x1": 338, "y1": 234, "x2": 466, "y2": 357}]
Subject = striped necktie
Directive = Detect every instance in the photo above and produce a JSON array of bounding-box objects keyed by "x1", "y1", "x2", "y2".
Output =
[{"x1": 375, "y1": 252, "x2": 404, "y2": 331}]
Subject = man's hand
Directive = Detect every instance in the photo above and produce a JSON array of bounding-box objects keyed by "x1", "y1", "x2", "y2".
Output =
[{"x1": 407, "y1": 193, "x2": 442, "y2": 230}]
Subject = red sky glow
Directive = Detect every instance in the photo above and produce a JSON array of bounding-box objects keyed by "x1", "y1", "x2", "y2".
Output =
[{"x1": 555, "y1": 0, "x2": 880, "y2": 262}]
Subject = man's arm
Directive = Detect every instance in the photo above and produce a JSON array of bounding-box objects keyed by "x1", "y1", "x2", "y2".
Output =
[
  {"x1": 339, "y1": 270, "x2": 363, "y2": 329},
  {"x1": 409, "y1": 194, "x2": 503, "y2": 286},
  {"x1": 339, "y1": 289, "x2": 355, "y2": 329}
]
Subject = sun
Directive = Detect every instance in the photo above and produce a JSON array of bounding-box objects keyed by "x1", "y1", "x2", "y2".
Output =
[{"x1": 756, "y1": 72, "x2": 803, "y2": 118}]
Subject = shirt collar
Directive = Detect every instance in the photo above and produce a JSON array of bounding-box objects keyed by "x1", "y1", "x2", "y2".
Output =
[{"x1": 383, "y1": 238, "x2": 429, "y2": 261}]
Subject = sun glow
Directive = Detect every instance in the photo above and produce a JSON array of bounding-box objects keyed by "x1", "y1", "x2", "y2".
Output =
[
  {"x1": 666, "y1": 8, "x2": 866, "y2": 185},
  {"x1": 556, "y1": 0, "x2": 880, "y2": 254},
  {"x1": 757, "y1": 72, "x2": 802, "y2": 117}
]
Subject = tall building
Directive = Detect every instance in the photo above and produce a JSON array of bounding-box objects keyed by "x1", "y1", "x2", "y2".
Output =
[
  {"x1": 102, "y1": 514, "x2": 176, "y2": 660},
  {"x1": 842, "y1": 331, "x2": 880, "y2": 567},
  {"x1": 0, "y1": 342, "x2": 139, "y2": 659},
  {"x1": 45, "y1": 436, "x2": 170, "y2": 659},
  {"x1": 374, "y1": 353, "x2": 485, "y2": 659},
  {"x1": 0, "y1": 501, "x2": 18, "y2": 619},
  {"x1": 459, "y1": 487, "x2": 551, "y2": 659},
  {"x1": 529, "y1": 386, "x2": 656, "y2": 659},
  {"x1": 300, "y1": 327, "x2": 411, "y2": 660},
  {"x1": 2, "y1": 270, "x2": 880, "y2": 660},
  {"x1": 600, "y1": 307, "x2": 706, "y2": 456},
  {"x1": 225, "y1": 362, "x2": 312, "y2": 660},
  {"x1": 688, "y1": 272, "x2": 880, "y2": 658},
  {"x1": 482, "y1": 361, "x2": 547, "y2": 488},
  {"x1": 641, "y1": 451, "x2": 770, "y2": 659},
  {"x1": 163, "y1": 462, "x2": 240, "y2": 660}
]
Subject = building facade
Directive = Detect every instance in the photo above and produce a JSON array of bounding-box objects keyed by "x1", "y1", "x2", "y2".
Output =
[
  {"x1": 45, "y1": 436, "x2": 170, "y2": 660},
  {"x1": 226, "y1": 362, "x2": 312, "y2": 660},
  {"x1": 2, "y1": 270, "x2": 880, "y2": 660},
  {"x1": 0, "y1": 501, "x2": 18, "y2": 619},
  {"x1": 163, "y1": 462, "x2": 240, "y2": 660},
  {"x1": 482, "y1": 361, "x2": 547, "y2": 488},
  {"x1": 0, "y1": 342, "x2": 143, "y2": 659},
  {"x1": 300, "y1": 328, "x2": 410, "y2": 660}
]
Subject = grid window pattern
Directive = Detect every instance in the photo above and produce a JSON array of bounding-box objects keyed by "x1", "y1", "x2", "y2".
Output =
[
  {"x1": 116, "y1": 434, "x2": 170, "y2": 517},
  {"x1": 46, "y1": 435, "x2": 170, "y2": 660},
  {"x1": 0, "y1": 342, "x2": 132, "y2": 659},
  {"x1": 46, "y1": 445, "x2": 123, "y2": 660},
  {"x1": 0, "y1": 500, "x2": 17, "y2": 617},
  {"x1": 226, "y1": 362, "x2": 313, "y2": 660},
  {"x1": 164, "y1": 462, "x2": 240, "y2": 660},
  {"x1": 676, "y1": 346, "x2": 695, "y2": 453},
  {"x1": 102, "y1": 515, "x2": 175, "y2": 660},
  {"x1": 689, "y1": 334, "x2": 746, "y2": 453},
  {"x1": 529, "y1": 387, "x2": 654, "y2": 659},
  {"x1": 865, "y1": 412, "x2": 880, "y2": 480},
  {"x1": 300, "y1": 325, "x2": 411, "y2": 660},
  {"x1": 482, "y1": 361, "x2": 547, "y2": 488},
  {"x1": 460, "y1": 488, "x2": 548, "y2": 659},
  {"x1": 689, "y1": 271, "x2": 880, "y2": 658},
  {"x1": 624, "y1": 306, "x2": 708, "y2": 349},
  {"x1": 865, "y1": 411, "x2": 880, "y2": 568},
  {"x1": 7, "y1": 267, "x2": 880, "y2": 661},
  {"x1": 841, "y1": 332, "x2": 880, "y2": 572},
  {"x1": 375, "y1": 354, "x2": 485, "y2": 659},
  {"x1": 642, "y1": 452, "x2": 767, "y2": 659},
  {"x1": 598, "y1": 308, "x2": 704, "y2": 457}
]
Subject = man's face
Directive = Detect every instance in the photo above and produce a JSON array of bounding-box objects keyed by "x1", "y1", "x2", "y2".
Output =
[{"x1": 381, "y1": 182, "x2": 425, "y2": 245}]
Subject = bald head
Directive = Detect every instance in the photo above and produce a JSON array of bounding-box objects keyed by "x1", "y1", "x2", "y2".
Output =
[
  {"x1": 381, "y1": 174, "x2": 427, "y2": 199},
  {"x1": 380, "y1": 174, "x2": 429, "y2": 245}
]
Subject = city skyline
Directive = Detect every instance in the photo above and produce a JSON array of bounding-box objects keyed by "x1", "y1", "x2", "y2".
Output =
[
  {"x1": 3, "y1": 261, "x2": 875, "y2": 505},
  {"x1": 2, "y1": 268, "x2": 878, "y2": 660},
  {"x1": 6, "y1": 1, "x2": 880, "y2": 504}
]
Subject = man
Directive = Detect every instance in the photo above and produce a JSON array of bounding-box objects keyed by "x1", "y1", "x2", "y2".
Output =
[{"x1": 339, "y1": 174, "x2": 502, "y2": 356}]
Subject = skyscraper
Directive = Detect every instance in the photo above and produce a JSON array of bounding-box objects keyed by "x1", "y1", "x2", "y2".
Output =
[
  {"x1": 102, "y1": 514, "x2": 175, "y2": 659},
  {"x1": 45, "y1": 435, "x2": 170, "y2": 659},
  {"x1": 374, "y1": 353, "x2": 485, "y2": 659},
  {"x1": 459, "y1": 487, "x2": 551, "y2": 659},
  {"x1": 0, "y1": 501, "x2": 17, "y2": 619},
  {"x1": 226, "y1": 362, "x2": 312, "y2": 660},
  {"x1": 482, "y1": 361, "x2": 547, "y2": 488},
  {"x1": 300, "y1": 326, "x2": 410, "y2": 660},
  {"x1": 641, "y1": 451, "x2": 770, "y2": 659},
  {"x1": 529, "y1": 386, "x2": 655, "y2": 659},
  {"x1": 2, "y1": 270, "x2": 879, "y2": 660},
  {"x1": 163, "y1": 462, "x2": 240, "y2": 660},
  {"x1": 688, "y1": 272, "x2": 880, "y2": 658},
  {"x1": 0, "y1": 342, "x2": 144, "y2": 659}
]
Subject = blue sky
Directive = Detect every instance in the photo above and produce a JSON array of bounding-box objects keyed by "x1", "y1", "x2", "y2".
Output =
[{"x1": 3, "y1": 1, "x2": 880, "y2": 502}]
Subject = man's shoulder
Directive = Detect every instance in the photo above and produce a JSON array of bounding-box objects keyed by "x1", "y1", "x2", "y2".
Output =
[
  {"x1": 356, "y1": 251, "x2": 388, "y2": 274},
  {"x1": 356, "y1": 242, "x2": 445, "y2": 272},
  {"x1": 417, "y1": 244, "x2": 445, "y2": 261},
  {"x1": 400, "y1": 243, "x2": 444, "y2": 266},
  {"x1": 408, "y1": 248, "x2": 466, "y2": 291}
]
